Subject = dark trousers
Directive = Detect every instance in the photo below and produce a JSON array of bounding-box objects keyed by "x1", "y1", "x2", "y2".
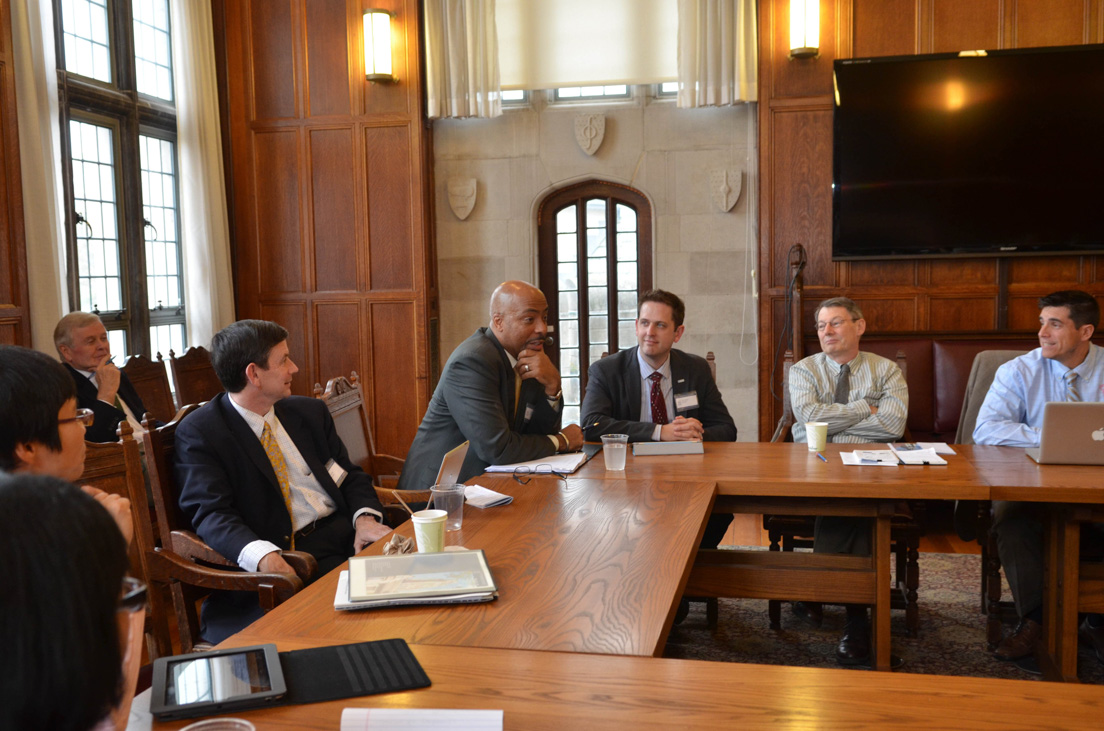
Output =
[
  {"x1": 201, "y1": 512, "x2": 355, "y2": 644},
  {"x1": 702, "y1": 513, "x2": 734, "y2": 549}
]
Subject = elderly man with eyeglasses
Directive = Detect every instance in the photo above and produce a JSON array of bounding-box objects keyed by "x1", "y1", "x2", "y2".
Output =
[
  {"x1": 788, "y1": 296, "x2": 909, "y2": 667},
  {"x1": 0, "y1": 344, "x2": 133, "y2": 544}
]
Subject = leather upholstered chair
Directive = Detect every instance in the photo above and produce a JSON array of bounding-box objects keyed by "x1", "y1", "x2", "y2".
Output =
[{"x1": 314, "y1": 372, "x2": 410, "y2": 526}]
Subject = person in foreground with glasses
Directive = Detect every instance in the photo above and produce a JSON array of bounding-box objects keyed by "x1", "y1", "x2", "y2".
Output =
[
  {"x1": 0, "y1": 345, "x2": 132, "y2": 544},
  {"x1": 788, "y1": 296, "x2": 908, "y2": 667},
  {"x1": 0, "y1": 474, "x2": 143, "y2": 731}
]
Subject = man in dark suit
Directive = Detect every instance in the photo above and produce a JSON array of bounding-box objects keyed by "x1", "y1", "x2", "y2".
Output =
[
  {"x1": 54, "y1": 312, "x2": 150, "y2": 443},
  {"x1": 175, "y1": 319, "x2": 389, "y2": 642},
  {"x1": 581, "y1": 289, "x2": 737, "y2": 552},
  {"x1": 581, "y1": 290, "x2": 737, "y2": 445},
  {"x1": 398, "y1": 281, "x2": 584, "y2": 492}
]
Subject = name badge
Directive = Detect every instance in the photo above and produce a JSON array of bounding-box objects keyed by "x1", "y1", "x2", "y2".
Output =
[
  {"x1": 523, "y1": 404, "x2": 534, "y2": 423},
  {"x1": 675, "y1": 391, "x2": 699, "y2": 413},
  {"x1": 326, "y1": 458, "x2": 348, "y2": 487}
]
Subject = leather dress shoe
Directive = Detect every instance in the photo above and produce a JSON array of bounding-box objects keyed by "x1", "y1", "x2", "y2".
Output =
[
  {"x1": 993, "y1": 618, "x2": 1042, "y2": 661},
  {"x1": 791, "y1": 601, "x2": 823, "y2": 628},
  {"x1": 1079, "y1": 618, "x2": 1104, "y2": 665},
  {"x1": 836, "y1": 619, "x2": 870, "y2": 666}
]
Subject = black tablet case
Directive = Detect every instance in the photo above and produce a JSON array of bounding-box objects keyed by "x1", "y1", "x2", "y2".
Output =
[{"x1": 280, "y1": 638, "x2": 431, "y2": 704}]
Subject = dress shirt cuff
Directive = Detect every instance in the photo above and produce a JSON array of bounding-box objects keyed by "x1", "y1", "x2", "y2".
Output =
[
  {"x1": 651, "y1": 424, "x2": 662, "y2": 441},
  {"x1": 353, "y1": 507, "x2": 383, "y2": 525},
  {"x1": 547, "y1": 396, "x2": 562, "y2": 411},
  {"x1": 238, "y1": 540, "x2": 282, "y2": 572}
]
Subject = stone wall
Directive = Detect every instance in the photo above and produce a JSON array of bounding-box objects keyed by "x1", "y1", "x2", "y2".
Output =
[{"x1": 432, "y1": 88, "x2": 760, "y2": 439}]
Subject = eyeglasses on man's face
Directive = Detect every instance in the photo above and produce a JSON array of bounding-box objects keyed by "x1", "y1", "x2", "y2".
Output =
[
  {"x1": 119, "y1": 576, "x2": 147, "y2": 613},
  {"x1": 59, "y1": 408, "x2": 95, "y2": 427},
  {"x1": 512, "y1": 465, "x2": 567, "y2": 484},
  {"x1": 815, "y1": 318, "x2": 855, "y2": 333}
]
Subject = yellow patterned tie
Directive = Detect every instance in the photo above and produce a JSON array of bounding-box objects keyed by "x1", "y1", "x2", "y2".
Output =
[
  {"x1": 1065, "y1": 371, "x2": 1081, "y2": 402},
  {"x1": 261, "y1": 422, "x2": 296, "y2": 549}
]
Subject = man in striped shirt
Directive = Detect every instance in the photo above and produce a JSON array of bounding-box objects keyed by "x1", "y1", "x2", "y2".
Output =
[{"x1": 789, "y1": 297, "x2": 909, "y2": 666}]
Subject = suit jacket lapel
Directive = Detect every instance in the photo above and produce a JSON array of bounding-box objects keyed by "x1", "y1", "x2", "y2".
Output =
[
  {"x1": 670, "y1": 350, "x2": 691, "y2": 395},
  {"x1": 625, "y1": 347, "x2": 643, "y2": 421},
  {"x1": 482, "y1": 328, "x2": 522, "y2": 427},
  {"x1": 216, "y1": 395, "x2": 281, "y2": 493}
]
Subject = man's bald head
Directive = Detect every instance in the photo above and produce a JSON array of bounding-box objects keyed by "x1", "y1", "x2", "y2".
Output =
[{"x1": 489, "y1": 281, "x2": 550, "y2": 358}]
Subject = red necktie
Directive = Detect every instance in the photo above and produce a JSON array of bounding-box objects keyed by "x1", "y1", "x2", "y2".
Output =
[{"x1": 649, "y1": 372, "x2": 668, "y2": 425}]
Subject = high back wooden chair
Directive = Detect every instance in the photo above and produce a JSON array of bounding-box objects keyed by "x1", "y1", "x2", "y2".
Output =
[
  {"x1": 79, "y1": 420, "x2": 171, "y2": 661},
  {"x1": 314, "y1": 371, "x2": 404, "y2": 481},
  {"x1": 139, "y1": 407, "x2": 317, "y2": 654},
  {"x1": 168, "y1": 347, "x2": 223, "y2": 410},
  {"x1": 120, "y1": 354, "x2": 176, "y2": 423},
  {"x1": 315, "y1": 372, "x2": 412, "y2": 526}
]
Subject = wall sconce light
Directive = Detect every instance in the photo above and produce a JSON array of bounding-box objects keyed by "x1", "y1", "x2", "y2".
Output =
[
  {"x1": 789, "y1": 0, "x2": 819, "y2": 59},
  {"x1": 363, "y1": 9, "x2": 395, "y2": 82}
]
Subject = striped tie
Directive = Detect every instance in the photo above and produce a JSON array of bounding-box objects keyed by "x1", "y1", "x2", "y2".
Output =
[
  {"x1": 1065, "y1": 371, "x2": 1081, "y2": 403},
  {"x1": 261, "y1": 422, "x2": 296, "y2": 549}
]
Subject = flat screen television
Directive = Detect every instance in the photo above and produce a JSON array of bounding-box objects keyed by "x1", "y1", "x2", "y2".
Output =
[{"x1": 832, "y1": 44, "x2": 1104, "y2": 260}]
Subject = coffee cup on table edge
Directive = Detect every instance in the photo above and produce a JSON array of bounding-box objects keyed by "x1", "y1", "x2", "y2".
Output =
[
  {"x1": 411, "y1": 509, "x2": 447, "y2": 553},
  {"x1": 806, "y1": 422, "x2": 829, "y2": 452}
]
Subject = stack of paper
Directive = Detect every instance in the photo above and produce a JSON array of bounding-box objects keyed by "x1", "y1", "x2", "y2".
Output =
[
  {"x1": 484, "y1": 452, "x2": 588, "y2": 474},
  {"x1": 464, "y1": 484, "x2": 513, "y2": 509},
  {"x1": 335, "y1": 550, "x2": 497, "y2": 611}
]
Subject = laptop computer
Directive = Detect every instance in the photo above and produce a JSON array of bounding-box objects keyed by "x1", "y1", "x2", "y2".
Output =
[
  {"x1": 434, "y1": 440, "x2": 470, "y2": 485},
  {"x1": 1025, "y1": 402, "x2": 1104, "y2": 465}
]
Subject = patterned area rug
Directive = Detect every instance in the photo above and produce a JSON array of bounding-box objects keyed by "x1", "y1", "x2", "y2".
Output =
[{"x1": 664, "y1": 550, "x2": 1104, "y2": 684}]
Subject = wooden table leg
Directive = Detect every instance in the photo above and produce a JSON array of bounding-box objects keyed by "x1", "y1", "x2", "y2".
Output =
[
  {"x1": 1040, "y1": 505, "x2": 1081, "y2": 682},
  {"x1": 872, "y1": 505, "x2": 892, "y2": 671}
]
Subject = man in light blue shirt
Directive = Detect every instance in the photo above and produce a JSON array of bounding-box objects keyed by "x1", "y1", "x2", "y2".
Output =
[{"x1": 973, "y1": 290, "x2": 1104, "y2": 670}]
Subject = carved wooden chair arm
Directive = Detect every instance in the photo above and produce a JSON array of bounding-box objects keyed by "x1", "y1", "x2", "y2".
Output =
[
  {"x1": 280, "y1": 550, "x2": 318, "y2": 583},
  {"x1": 169, "y1": 530, "x2": 236, "y2": 567},
  {"x1": 147, "y1": 548, "x2": 303, "y2": 610}
]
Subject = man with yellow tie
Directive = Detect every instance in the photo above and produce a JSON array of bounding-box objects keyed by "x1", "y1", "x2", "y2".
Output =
[
  {"x1": 398, "y1": 280, "x2": 584, "y2": 492},
  {"x1": 175, "y1": 319, "x2": 389, "y2": 643}
]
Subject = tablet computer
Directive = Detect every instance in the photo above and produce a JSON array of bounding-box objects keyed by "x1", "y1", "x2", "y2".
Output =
[{"x1": 150, "y1": 643, "x2": 287, "y2": 720}]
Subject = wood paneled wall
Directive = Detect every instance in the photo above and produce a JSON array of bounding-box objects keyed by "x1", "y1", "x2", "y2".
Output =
[
  {"x1": 0, "y1": 0, "x2": 29, "y2": 346},
  {"x1": 757, "y1": 0, "x2": 1104, "y2": 439},
  {"x1": 213, "y1": 0, "x2": 436, "y2": 457}
]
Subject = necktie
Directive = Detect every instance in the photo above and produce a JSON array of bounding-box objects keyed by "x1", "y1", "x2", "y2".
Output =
[
  {"x1": 1065, "y1": 371, "x2": 1081, "y2": 402},
  {"x1": 834, "y1": 363, "x2": 851, "y2": 405},
  {"x1": 649, "y1": 372, "x2": 668, "y2": 425},
  {"x1": 261, "y1": 422, "x2": 296, "y2": 549}
]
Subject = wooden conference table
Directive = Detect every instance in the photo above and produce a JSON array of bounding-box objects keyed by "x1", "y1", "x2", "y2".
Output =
[
  {"x1": 147, "y1": 640, "x2": 1104, "y2": 730},
  {"x1": 206, "y1": 475, "x2": 717, "y2": 658},
  {"x1": 961, "y1": 444, "x2": 1104, "y2": 682},
  {"x1": 576, "y1": 441, "x2": 990, "y2": 671}
]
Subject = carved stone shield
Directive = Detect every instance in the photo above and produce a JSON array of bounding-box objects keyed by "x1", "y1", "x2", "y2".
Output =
[
  {"x1": 448, "y1": 178, "x2": 477, "y2": 220},
  {"x1": 710, "y1": 169, "x2": 743, "y2": 212},
  {"x1": 574, "y1": 113, "x2": 606, "y2": 156}
]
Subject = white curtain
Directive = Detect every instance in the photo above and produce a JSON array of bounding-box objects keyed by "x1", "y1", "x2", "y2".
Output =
[
  {"x1": 425, "y1": 0, "x2": 502, "y2": 119},
  {"x1": 497, "y1": 0, "x2": 677, "y2": 89},
  {"x1": 677, "y1": 0, "x2": 758, "y2": 107},
  {"x1": 171, "y1": 0, "x2": 236, "y2": 347},
  {"x1": 11, "y1": 0, "x2": 67, "y2": 351}
]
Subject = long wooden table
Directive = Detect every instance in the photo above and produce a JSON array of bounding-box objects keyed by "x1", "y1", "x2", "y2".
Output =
[
  {"x1": 575, "y1": 441, "x2": 989, "y2": 671},
  {"x1": 210, "y1": 475, "x2": 715, "y2": 658},
  {"x1": 141, "y1": 639, "x2": 1104, "y2": 730},
  {"x1": 961, "y1": 444, "x2": 1104, "y2": 682}
]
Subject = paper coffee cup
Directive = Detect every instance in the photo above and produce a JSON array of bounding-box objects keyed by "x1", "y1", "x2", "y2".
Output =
[
  {"x1": 411, "y1": 509, "x2": 447, "y2": 553},
  {"x1": 806, "y1": 422, "x2": 829, "y2": 452}
]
